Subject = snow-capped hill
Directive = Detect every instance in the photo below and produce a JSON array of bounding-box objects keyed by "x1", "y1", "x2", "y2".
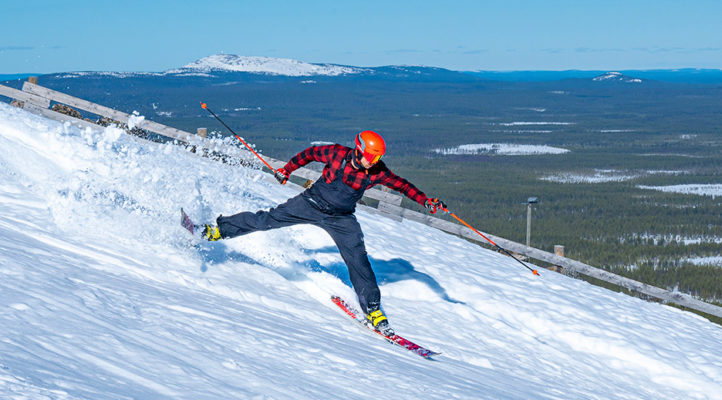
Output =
[
  {"x1": 593, "y1": 71, "x2": 643, "y2": 83},
  {"x1": 32, "y1": 56, "x2": 478, "y2": 82},
  {"x1": 170, "y1": 54, "x2": 364, "y2": 76}
]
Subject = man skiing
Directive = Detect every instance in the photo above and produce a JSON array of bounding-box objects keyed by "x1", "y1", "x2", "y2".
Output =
[{"x1": 200, "y1": 130, "x2": 447, "y2": 336}]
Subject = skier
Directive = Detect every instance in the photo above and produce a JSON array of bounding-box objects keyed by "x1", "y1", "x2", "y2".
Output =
[{"x1": 200, "y1": 130, "x2": 447, "y2": 336}]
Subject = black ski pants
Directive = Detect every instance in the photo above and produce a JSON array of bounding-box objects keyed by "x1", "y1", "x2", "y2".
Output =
[{"x1": 216, "y1": 193, "x2": 380, "y2": 313}]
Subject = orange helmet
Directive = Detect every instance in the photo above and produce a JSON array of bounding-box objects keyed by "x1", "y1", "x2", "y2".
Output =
[{"x1": 355, "y1": 130, "x2": 386, "y2": 164}]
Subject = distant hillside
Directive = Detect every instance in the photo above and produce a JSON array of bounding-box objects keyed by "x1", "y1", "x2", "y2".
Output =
[
  {"x1": 5, "y1": 55, "x2": 722, "y2": 83},
  {"x1": 4, "y1": 54, "x2": 479, "y2": 83},
  {"x1": 467, "y1": 68, "x2": 722, "y2": 83},
  {"x1": 0, "y1": 73, "x2": 41, "y2": 81}
]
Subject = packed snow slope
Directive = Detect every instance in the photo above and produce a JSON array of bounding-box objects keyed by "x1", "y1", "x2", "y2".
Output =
[{"x1": 1, "y1": 102, "x2": 721, "y2": 400}]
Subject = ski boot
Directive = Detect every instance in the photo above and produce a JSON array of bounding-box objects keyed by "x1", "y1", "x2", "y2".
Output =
[
  {"x1": 366, "y1": 306, "x2": 395, "y2": 336},
  {"x1": 202, "y1": 224, "x2": 222, "y2": 241}
]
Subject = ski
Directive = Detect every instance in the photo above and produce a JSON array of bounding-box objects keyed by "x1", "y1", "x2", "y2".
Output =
[
  {"x1": 180, "y1": 208, "x2": 195, "y2": 235},
  {"x1": 331, "y1": 295, "x2": 440, "y2": 359}
]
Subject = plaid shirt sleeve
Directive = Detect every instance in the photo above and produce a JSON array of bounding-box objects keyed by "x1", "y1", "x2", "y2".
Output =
[
  {"x1": 375, "y1": 166, "x2": 429, "y2": 206},
  {"x1": 282, "y1": 145, "x2": 343, "y2": 173}
]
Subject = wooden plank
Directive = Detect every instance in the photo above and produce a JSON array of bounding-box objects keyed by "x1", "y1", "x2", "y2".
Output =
[
  {"x1": 365, "y1": 189, "x2": 403, "y2": 205},
  {"x1": 22, "y1": 81, "x2": 194, "y2": 143},
  {"x1": 0, "y1": 84, "x2": 51, "y2": 108},
  {"x1": 24, "y1": 81, "x2": 136, "y2": 124},
  {"x1": 19, "y1": 82, "x2": 249, "y2": 156},
  {"x1": 33, "y1": 107, "x2": 104, "y2": 131},
  {"x1": 376, "y1": 201, "x2": 403, "y2": 222}
]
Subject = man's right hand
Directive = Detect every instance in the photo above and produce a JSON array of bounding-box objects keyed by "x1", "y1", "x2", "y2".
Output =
[
  {"x1": 274, "y1": 168, "x2": 290, "y2": 185},
  {"x1": 425, "y1": 198, "x2": 448, "y2": 214}
]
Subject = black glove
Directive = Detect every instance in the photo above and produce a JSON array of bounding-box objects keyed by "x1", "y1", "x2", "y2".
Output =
[
  {"x1": 425, "y1": 198, "x2": 448, "y2": 214},
  {"x1": 274, "y1": 168, "x2": 289, "y2": 185}
]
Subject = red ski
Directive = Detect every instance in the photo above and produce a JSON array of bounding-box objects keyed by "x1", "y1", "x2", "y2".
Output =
[
  {"x1": 331, "y1": 296, "x2": 439, "y2": 359},
  {"x1": 180, "y1": 208, "x2": 196, "y2": 234}
]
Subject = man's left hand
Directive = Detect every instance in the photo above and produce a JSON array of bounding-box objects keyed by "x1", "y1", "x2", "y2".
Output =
[{"x1": 275, "y1": 168, "x2": 290, "y2": 185}]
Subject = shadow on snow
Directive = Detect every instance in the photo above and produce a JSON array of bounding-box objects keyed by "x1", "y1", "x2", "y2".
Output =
[
  {"x1": 194, "y1": 243, "x2": 463, "y2": 305},
  {"x1": 302, "y1": 246, "x2": 464, "y2": 305}
]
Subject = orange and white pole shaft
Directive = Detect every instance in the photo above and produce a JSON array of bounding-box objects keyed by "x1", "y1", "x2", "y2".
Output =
[
  {"x1": 200, "y1": 102, "x2": 277, "y2": 173},
  {"x1": 446, "y1": 209, "x2": 540, "y2": 276}
]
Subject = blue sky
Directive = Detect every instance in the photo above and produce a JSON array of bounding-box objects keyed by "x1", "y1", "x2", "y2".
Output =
[{"x1": 2, "y1": 0, "x2": 721, "y2": 73}]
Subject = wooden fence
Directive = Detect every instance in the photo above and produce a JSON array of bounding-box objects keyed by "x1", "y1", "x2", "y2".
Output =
[{"x1": 2, "y1": 78, "x2": 720, "y2": 319}]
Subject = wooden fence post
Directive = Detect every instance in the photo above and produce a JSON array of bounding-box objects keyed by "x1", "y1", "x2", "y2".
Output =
[{"x1": 551, "y1": 245, "x2": 565, "y2": 272}]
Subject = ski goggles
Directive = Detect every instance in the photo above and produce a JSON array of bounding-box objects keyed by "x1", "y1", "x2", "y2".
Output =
[{"x1": 361, "y1": 151, "x2": 383, "y2": 164}]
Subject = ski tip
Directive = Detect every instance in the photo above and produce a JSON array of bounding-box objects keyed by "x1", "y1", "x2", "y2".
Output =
[{"x1": 180, "y1": 208, "x2": 195, "y2": 235}]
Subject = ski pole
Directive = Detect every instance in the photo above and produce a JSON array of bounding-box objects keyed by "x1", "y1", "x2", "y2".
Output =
[
  {"x1": 446, "y1": 210, "x2": 540, "y2": 276},
  {"x1": 200, "y1": 102, "x2": 277, "y2": 173}
]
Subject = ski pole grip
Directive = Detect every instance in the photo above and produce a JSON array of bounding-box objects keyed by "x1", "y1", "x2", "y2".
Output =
[{"x1": 274, "y1": 169, "x2": 289, "y2": 185}]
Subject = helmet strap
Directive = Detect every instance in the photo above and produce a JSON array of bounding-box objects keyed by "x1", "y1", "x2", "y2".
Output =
[{"x1": 350, "y1": 149, "x2": 362, "y2": 169}]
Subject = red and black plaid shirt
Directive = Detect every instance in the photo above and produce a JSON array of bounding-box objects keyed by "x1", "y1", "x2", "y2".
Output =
[{"x1": 283, "y1": 144, "x2": 429, "y2": 206}]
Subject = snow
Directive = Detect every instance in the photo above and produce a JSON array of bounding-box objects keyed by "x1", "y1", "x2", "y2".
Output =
[
  {"x1": 542, "y1": 169, "x2": 686, "y2": 184},
  {"x1": 593, "y1": 72, "x2": 643, "y2": 83},
  {"x1": 496, "y1": 122, "x2": 574, "y2": 126},
  {"x1": 684, "y1": 256, "x2": 722, "y2": 267},
  {"x1": 1, "y1": 102, "x2": 722, "y2": 399},
  {"x1": 638, "y1": 184, "x2": 722, "y2": 198},
  {"x1": 623, "y1": 233, "x2": 722, "y2": 246},
  {"x1": 170, "y1": 54, "x2": 363, "y2": 77},
  {"x1": 126, "y1": 111, "x2": 145, "y2": 130},
  {"x1": 491, "y1": 130, "x2": 554, "y2": 134},
  {"x1": 434, "y1": 143, "x2": 569, "y2": 156},
  {"x1": 594, "y1": 72, "x2": 624, "y2": 81}
]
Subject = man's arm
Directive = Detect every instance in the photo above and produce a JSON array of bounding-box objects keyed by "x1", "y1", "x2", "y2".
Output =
[
  {"x1": 377, "y1": 169, "x2": 429, "y2": 206},
  {"x1": 282, "y1": 144, "x2": 343, "y2": 174}
]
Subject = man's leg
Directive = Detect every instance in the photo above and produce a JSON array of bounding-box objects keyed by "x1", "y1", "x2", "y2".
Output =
[
  {"x1": 216, "y1": 194, "x2": 318, "y2": 239},
  {"x1": 320, "y1": 214, "x2": 381, "y2": 314}
]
